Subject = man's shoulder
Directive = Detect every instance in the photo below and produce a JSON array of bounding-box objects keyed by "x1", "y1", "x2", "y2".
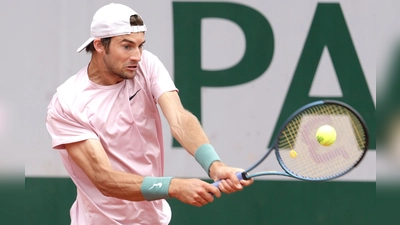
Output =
[
  {"x1": 58, "y1": 66, "x2": 88, "y2": 92},
  {"x1": 139, "y1": 50, "x2": 166, "y2": 72},
  {"x1": 55, "y1": 66, "x2": 88, "y2": 107},
  {"x1": 141, "y1": 50, "x2": 157, "y2": 61}
]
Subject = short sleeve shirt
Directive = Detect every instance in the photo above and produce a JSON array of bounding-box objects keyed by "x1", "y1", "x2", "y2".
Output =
[{"x1": 46, "y1": 50, "x2": 177, "y2": 225}]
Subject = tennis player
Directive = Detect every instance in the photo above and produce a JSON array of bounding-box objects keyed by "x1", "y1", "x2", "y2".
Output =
[{"x1": 45, "y1": 3, "x2": 252, "y2": 225}]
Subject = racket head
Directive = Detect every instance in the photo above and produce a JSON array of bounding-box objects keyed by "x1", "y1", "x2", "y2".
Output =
[{"x1": 272, "y1": 100, "x2": 369, "y2": 181}]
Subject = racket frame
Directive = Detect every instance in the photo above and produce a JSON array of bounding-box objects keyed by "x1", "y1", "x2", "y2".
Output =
[{"x1": 243, "y1": 100, "x2": 369, "y2": 181}]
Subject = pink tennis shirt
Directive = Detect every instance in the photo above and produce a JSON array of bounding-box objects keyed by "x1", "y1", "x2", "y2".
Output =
[{"x1": 46, "y1": 50, "x2": 177, "y2": 225}]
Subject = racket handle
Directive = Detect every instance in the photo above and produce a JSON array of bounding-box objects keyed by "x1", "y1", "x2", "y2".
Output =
[{"x1": 211, "y1": 172, "x2": 248, "y2": 188}]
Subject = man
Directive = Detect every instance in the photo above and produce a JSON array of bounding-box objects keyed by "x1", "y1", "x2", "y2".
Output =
[{"x1": 45, "y1": 3, "x2": 252, "y2": 225}]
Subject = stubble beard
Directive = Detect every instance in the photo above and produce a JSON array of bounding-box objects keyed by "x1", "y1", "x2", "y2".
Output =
[{"x1": 103, "y1": 54, "x2": 135, "y2": 80}]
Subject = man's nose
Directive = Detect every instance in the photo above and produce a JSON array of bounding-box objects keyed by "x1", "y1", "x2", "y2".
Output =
[{"x1": 130, "y1": 49, "x2": 142, "y2": 61}]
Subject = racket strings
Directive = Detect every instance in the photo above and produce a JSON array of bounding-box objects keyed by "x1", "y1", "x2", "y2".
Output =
[
  {"x1": 328, "y1": 104, "x2": 366, "y2": 150},
  {"x1": 282, "y1": 115, "x2": 311, "y2": 174},
  {"x1": 325, "y1": 106, "x2": 350, "y2": 174},
  {"x1": 277, "y1": 104, "x2": 367, "y2": 180},
  {"x1": 320, "y1": 104, "x2": 365, "y2": 175}
]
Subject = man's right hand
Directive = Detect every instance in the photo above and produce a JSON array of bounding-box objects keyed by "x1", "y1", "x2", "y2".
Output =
[{"x1": 168, "y1": 178, "x2": 221, "y2": 207}]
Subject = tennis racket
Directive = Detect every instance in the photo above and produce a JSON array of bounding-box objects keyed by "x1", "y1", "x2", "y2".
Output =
[{"x1": 212, "y1": 100, "x2": 369, "y2": 186}]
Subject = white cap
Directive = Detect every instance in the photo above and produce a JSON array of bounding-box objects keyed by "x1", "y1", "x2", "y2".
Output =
[{"x1": 77, "y1": 3, "x2": 147, "y2": 53}]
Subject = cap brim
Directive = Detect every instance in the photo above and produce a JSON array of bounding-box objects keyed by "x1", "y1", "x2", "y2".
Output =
[{"x1": 77, "y1": 37, "x2": 95, "y2": 53}]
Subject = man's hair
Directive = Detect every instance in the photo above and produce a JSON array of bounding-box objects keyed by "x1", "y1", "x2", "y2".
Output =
[{"x1": 85, "y1": 14, "x2": 145, "y2": 53}]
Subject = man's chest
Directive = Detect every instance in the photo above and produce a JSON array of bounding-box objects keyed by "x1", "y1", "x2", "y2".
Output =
[{"x1": 81, "y1": 83, "x2": 158, "y2": 133}]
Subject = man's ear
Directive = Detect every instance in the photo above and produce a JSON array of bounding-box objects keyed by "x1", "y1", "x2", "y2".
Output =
[{"x1": 93, "y1": 39, "x2": 104, "y2": 53}]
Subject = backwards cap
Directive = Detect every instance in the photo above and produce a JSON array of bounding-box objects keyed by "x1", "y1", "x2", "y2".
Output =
[{"x1": 77, "y1": 3, "x2": 147, "y2": 53}]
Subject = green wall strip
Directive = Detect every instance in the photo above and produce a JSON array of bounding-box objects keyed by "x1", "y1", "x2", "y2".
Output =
[{"x1": 25, "y1": 178, "x2": 375, "y2": 225}]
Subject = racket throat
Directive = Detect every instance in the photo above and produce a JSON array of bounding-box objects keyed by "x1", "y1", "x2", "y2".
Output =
[{"x1": 239, "y1": 171, "x2": 250, "y2": 180}]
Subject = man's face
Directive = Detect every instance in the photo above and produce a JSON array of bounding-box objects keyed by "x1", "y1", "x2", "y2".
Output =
[{"x1": 103, "y1": 32, "x2": 146, "y2": 81}]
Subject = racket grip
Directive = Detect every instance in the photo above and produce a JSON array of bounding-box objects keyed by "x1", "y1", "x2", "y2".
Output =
[{"x1": 211, "y1": 172, "x2": 248, "y2": 188}]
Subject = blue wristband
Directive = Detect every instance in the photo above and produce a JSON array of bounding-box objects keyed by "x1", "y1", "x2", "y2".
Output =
[
  {"x1": 141, "y1": 177, "x2": 172, "y2": 201},
  {"x1": 194, "y1": 144, "x2": 221, "y2": 177}
]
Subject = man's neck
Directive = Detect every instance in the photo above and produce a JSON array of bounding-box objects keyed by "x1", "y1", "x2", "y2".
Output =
[{"x1": 87, "y1": 57, "x2": 123, "y2": 85}]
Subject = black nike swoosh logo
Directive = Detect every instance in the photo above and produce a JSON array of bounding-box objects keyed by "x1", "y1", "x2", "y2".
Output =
[{"x1": 129, "y1": 89, "x2": 141, "y2": 101}]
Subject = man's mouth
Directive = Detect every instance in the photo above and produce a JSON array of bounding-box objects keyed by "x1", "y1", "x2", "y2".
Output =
[{"x1": 127, "y1": 65, "x2": 137, "y2": 70}]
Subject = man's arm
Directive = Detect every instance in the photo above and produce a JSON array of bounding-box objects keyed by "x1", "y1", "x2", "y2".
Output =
[
  {"x1": 65, "y1": 139, "x2": 146, "y2": 201},
  {"x1": 158, "y1": 91, "x2": 253, "y2": 192},
  {"x1": 157, "y1": 91, "x2": 209, "y2": 156},
  {"x1": 65, "y1": 138, "x2": 221, "y2": 206}
]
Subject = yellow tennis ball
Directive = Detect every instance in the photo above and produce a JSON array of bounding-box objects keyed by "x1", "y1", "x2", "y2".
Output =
[
  {"x1": 316, "y1": 125, "x2": 336, "y2": 146},
  {"x1": 290, "y1": 150, "x2": 297, "y2": 158}
]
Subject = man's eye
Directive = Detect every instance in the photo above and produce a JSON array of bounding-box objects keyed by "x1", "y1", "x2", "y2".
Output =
[{"x1": 124, "y1": 45, "x2": 131, "y2": 50}]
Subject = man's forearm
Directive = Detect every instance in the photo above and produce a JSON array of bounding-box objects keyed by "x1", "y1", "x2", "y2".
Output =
[{"x1": 170, "y1": 110, "x2": 210, "y2": 155}]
